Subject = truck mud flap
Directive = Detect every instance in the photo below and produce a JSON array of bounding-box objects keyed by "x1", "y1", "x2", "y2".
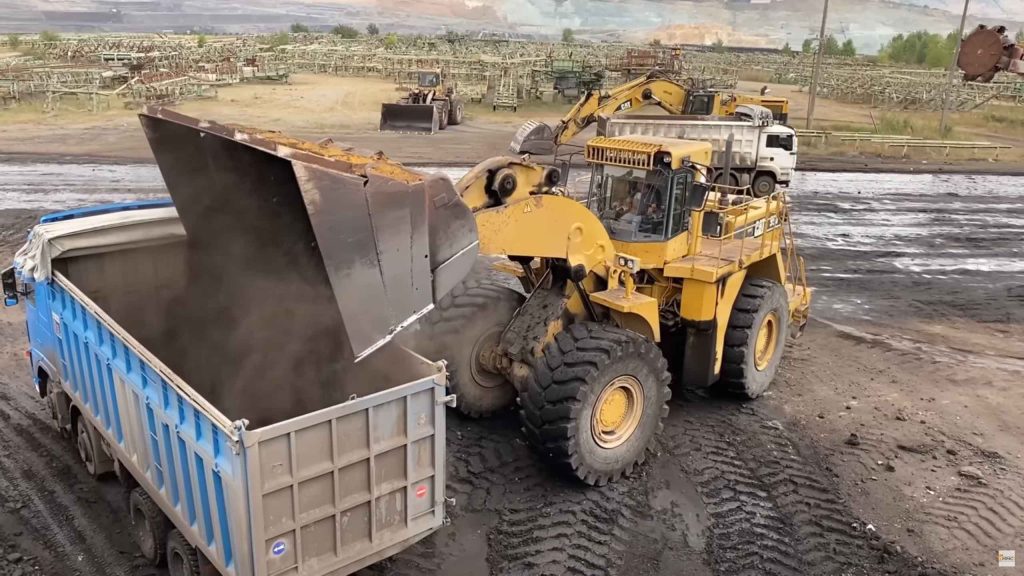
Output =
[
  {"x1": 379, "y1": 103, "x2": 439, "y2": 134},
  {"x1": 138, "y1": 106, "x2": 477, "y2": 361}
]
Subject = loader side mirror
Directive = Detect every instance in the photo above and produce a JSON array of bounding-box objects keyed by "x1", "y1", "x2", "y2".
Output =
[
  {"x1": 683, "y1": 180, "x2": 710, "y2": 212},
  {"x1": 2, "y1": 267, "x2": 19, "y2": 307}
]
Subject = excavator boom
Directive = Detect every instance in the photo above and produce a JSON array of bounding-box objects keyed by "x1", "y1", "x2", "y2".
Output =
[{"x1": 511, "y1": 70, "x2": 689, "y2": 155}]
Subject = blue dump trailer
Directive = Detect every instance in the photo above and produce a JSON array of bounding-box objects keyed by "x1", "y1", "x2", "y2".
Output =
[{"x1": 2, "y1": 107, "x2": 483, "y2": 576}]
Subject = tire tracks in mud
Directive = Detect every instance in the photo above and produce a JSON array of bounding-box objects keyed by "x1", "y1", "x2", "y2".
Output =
[
  {"x1": 662, "y1": 400, "x2": 937, "y2": 576},
  {"x1": 0, "y1": 382, "x2": 138, "y2": 576}
]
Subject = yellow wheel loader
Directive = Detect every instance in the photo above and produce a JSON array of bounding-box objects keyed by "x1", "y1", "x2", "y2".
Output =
[
  {"x1": 511, "y1": 69, "x2": 790, "y2": 155},
  {"x1": 380, "y1": 70, "x2": 466, "y2": 134},
  {"x1": 422, "y1": 135, "x2": 811, "y2": 485}
]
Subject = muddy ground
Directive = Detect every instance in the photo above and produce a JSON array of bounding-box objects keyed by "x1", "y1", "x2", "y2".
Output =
[{"x1": 0, "y1": 151, "x2": 1022, "y2": 575}]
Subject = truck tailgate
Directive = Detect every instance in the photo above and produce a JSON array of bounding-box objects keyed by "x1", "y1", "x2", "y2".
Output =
[{"x1": 243, "y1": 369, "x2": 448, "y2": 576}]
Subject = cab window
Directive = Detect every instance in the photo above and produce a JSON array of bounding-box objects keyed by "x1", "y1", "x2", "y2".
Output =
[
  {"x1": 590, "y1": 166, "x2": 692, "y2": 242},
  {"x1": 685, "y1": 94, "x2": 715, "y2": 116},
  {"x1": 766, "y1": 134, "x2": 794, "y2": 152}
]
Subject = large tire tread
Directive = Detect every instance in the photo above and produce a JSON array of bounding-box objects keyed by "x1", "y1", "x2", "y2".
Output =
[
  {"x1": 420, "y1": 278, "x2": 524, "y2": 418},
  {"x1": 721, "y1": 278, "x2": 789, "y2": 398},
  {"x1": 520, "y1": 322, "x2": 670, "y2": 486}
]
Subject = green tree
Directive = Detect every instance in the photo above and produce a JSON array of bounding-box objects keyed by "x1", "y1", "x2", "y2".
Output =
[
  {"x1": 39, "y1": 30, "x2": 61, "y2": 42},
  {"x1": 650, "y1": 37, "x2": 662, "y2": 46},
  {"x1": 366, "y1": 23, "x2": 380, "y2": 36},
  {"x1": 781, "y1": 41, "x2": 792, "y2": 56},
  {"x1": 880, "y1": 30, "x2": 958, "y2": 69},
  {"x1": 196, "y1": 33, "x2": 208, "y2": 47},
  {"x1": 840, "y1": 38, "x2": 856, "y2": 57},
  {"x1": 824, "y1": 34, "x2": 841, "y2": 55},
  {"x1": 290, "y1": 22, "x2": 310, "y2": 33},
  {"x1": 383, "y1": 32, "x2": 399, "y2": 48},
  {"x1": 801, "y1": 38, "x2": 814, "y2": 53},
  {"x1": 562, "y1": 28, "x2": 574, "y2": 43},
  {"x1": 268, "y1": 32, "x2": 290, "y2": 47},
  {"x1": 6, "y1": 33, "x2": 21, "y2": 50},
  {"x1": 712, "y1": 37, "x2": 726, "y2": 53},
  {"x1": 331, "y1": 24, "x2": 359, "y2": 38},
  {"x1": 1016, "y1": 29, "x2": 1024, "y2": 44}
]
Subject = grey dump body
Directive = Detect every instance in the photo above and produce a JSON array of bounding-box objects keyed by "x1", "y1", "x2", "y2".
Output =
[
  {"x1": 21, "y1": 107, "x2": 472, "y2": 576},
  {"x1": 602, "y1": 114, "x2": 767, "y2": 170}
]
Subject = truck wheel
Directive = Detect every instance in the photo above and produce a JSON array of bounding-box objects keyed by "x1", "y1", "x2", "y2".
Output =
[
  {"x1": 438, "y1": 105, "x2": 449, "y2": 130},
  {"x1": 421, "y1": 279, "x2": 524, "y2": 418},
  {"x1": 167, "y1": 529, "x2": 201, "y2": 576},
  {"x1": 449, "y1": 99, "x2": 465, "y2": 125},
  {"x1": 752, "y1": 174, "x2": 777, "y2": 197},
  {"x1": 720, "y1": 278, "x2": 790, "y2": 399},
  {"x1": 129, "y1": 487, "x2": 169, "y2": 566},
  {"x1": 713, "y1": 171, "x2": 739, "y2": 188},
  {"x1": 74, "y1": 416, "x2": 112, "y2": 479},
  {"x1": 521, "y1": 322, "x2": 671, "y2": 486}
]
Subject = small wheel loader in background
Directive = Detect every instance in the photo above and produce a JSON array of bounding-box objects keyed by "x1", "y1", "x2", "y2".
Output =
[
  {"x1": 420, "y1": 134, "x2": 811, "y2": 486},
  {"x1": 379, "y1": 69, "x2": 466, "y2": 134}
]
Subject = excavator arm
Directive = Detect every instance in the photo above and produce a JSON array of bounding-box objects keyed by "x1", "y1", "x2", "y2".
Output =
[{"x1": 511, "y1": 70, "x2": 689, "y2": 155}]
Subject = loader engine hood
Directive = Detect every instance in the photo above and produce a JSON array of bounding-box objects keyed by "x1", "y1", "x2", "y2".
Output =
[{"x1": 138, "y1": 106, "x2": 478, "y2": 360}]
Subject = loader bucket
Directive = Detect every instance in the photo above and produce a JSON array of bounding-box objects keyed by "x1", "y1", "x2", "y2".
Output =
[
  {"x1": 509, "y1": 120, "x2": 556, "y2": 155},
  {"x1": 379, "y1": 103, "x2": 439, "y2": 134},
  {"x1": 138, "y1": 106, "x2": 478, "y2": 361}
]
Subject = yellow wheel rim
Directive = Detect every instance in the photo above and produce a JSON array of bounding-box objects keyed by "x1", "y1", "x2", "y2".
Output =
[
  {"x1": 592, "y1": 376, "x2": 644, "y2": 449},
  {"x1": 754, "y1": 312, "x2": 780, "y2": 371}
]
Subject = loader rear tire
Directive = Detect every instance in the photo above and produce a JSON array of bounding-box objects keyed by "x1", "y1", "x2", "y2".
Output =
[
  {"x1": 720, "y1": 278, "x2": 790, "y2": 399},
  {"x1": 167, "y1": 529, "x2": 201, "y2": 576},
  {"x1": 129, "y1": 487, "x2": 169, "y2": 566},
  {"x1": 421, "y1": 279, "x2": 524, "y2": 418},
  {"x1": 521, "y1": 322, "x2": 671, "y2": 486}
]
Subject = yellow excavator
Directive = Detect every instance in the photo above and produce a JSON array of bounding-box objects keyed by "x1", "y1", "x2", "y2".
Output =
[
  {"x1": 421, "y1": 133, "x2": 810, "y2": 485},
  {"x1": 511, "y1": 69, "x2": 790, "y2": 155}
]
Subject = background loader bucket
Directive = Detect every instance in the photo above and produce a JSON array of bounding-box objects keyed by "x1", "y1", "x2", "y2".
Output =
[
  {"x1": 139, "y1": 106, "x2": 477, "y2": 361},
  {"x1": 380, "y1": 103, "x2": 440, "y2": 134},
  {"x1": 509, "y1": 120, "x2": 556, "y2": 155}
]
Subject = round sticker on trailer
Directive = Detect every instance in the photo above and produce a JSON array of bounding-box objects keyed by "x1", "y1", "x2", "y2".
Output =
[
  {"x1": 415, "y1": 485, "x2": 428, "y2": 499},
  {"x1": 271, "y1": 540, "x2": 287, "y2": 557}
]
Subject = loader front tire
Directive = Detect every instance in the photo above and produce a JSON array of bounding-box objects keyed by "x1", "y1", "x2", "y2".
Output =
[
  {"x1": 449, "y1": 98, "x2": 465, "y2": 125},
  {"x1": 720, "y1": 278, "x2": 790, "y2": 399},
  {"x1": 422, "y1": 279, "x2": 524, "y2": 418},
  {"x1": 521, "y1": 322, "x2": 671, "y2": 486}
]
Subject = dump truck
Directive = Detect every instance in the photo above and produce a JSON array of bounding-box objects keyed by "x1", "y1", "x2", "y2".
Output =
[
  {"x1": 600, "y1": 105, "x2": 798, "y2": 196},
  {"x1": 379, "y1": 70, "x2": 465, "y2": 134},
  {"x1": 420, "y1": 133, "x2": 811, "y2": 486},
  {"x1": 2, "y1": 106, "x2": 484, "y2": 576}
]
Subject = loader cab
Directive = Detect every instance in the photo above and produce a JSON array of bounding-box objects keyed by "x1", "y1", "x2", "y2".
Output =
[
  {"x1": 683, "y1": 91, "x2": 720, "y2": 116},
  {"x1": 585, "y1": 136, "x2": 712, "y2": 248},
  {"x1": 417, "y1": 71, "x2": 441, "y2": 88}
]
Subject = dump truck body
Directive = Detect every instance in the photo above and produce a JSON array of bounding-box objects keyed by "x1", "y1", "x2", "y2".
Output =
[
  {"x1": 5, "y1": 205, "x2": 449, "y2": 576},
  {"x1": 601, "y1": 107, "x2": 797, "y2": 195},
  {"x1": 3, "y1": 107, "x2": 476, "y2": 575}
]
